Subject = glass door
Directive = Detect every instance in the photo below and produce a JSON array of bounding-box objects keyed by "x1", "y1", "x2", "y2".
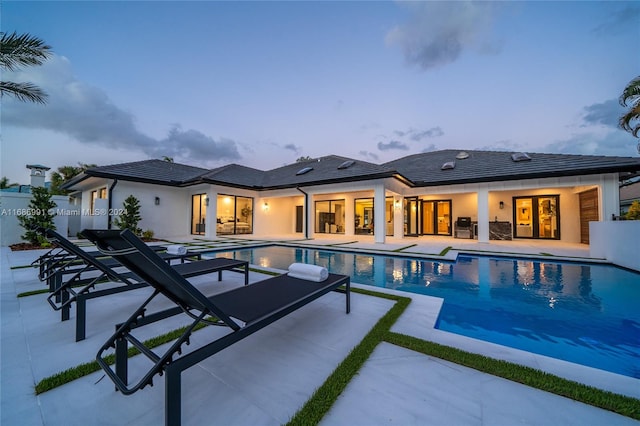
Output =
[
  {"x1": 404, "y1": 197, "x2": 420, "y2": 236},
  {"x1": 422, "y1": 200, "x2": 451, "y2": 236},
  {"x1": 537, "y1": 196, "x2": 559, "y2": 239},
  {"x1": 513, "y1": 195, "x2": 559, "y2": 239},
  {"x1": 191, "y1": 194, "x2": 207, "y2": 235}
]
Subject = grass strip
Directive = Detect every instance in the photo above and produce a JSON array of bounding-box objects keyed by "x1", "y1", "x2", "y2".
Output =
[
  {"x1": 392, "y1": 243, "x2": 417, "y2": 252},
  {"x1": 17, "y1": 288, "x2": 49, "y2": 297},
  {"x1": 326, "y1": 241, "x2": 359, "y2": 246},
  {"x1": 287, "y1": 290, "x2": 411, "y2": 425},
  {"x1": 34, "y1": 322, "x2": 209, "y2": 394},
  {"x1": 439, "y1": 246, "x2": 452, "y2": 256},
  {"x1": 384, "y1": 332, "x2": 640, "y2": 420}
]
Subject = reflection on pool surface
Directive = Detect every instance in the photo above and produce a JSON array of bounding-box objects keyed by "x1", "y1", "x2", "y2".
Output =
[{"x1": 209, "y1": 246, "x2": 640, "y2": 378}]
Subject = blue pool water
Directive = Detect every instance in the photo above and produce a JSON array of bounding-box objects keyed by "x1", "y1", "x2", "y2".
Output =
[{"x1": 209, "y1": 246, "x2": 640, "y2": 378}]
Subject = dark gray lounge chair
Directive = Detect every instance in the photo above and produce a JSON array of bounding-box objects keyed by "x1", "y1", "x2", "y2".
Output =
[
  {"x1": 39, "y1": 228, "x2": 249, "y2": 341},
  {"x1": 82, "y1": 228, "x2": 350, "y2": 426}
]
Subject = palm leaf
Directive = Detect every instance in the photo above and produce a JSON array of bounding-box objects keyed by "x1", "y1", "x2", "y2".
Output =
[
  {"x1": 619, "y1": 76, "x2": 640, "y2": 107},
  {"x1": 0, "y1": 31, "x2": 52, "y2": 71},
  {"x1": 0, "y1": 81, "x2": 48, "y2": 104}
]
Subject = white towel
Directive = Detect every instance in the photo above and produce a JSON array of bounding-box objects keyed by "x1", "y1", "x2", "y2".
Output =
[
  {"x1": 287, "y1": 263, "x2": 329, "y2": 282},
  {"x1": 167, "y1": 245, "x2": 187, "y2": 255}
]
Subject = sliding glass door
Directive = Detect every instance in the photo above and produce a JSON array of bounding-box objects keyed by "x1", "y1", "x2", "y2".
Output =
[
  {"x1": 422, "y1": 200, "x2": 451, "y2": 236},
  {"x1": 191, "y1": 194, "x2": 207, "y2": 235},
  {"x1": 315, "y1": 200, "x2": 345, "y2": 234},
  {"x1": 404, "y1": 197, "x2": 420, "y2": 236},
  {"x1": 216, "y1": 195, "x2": 254, "y2": 235},
  {"x1": 514, "y1": 195, "x2": 559, "y2": 239}
]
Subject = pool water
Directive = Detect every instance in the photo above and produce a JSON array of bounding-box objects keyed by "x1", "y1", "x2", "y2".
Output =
[{"x1": 209, "y1": 246, "x2": 640, "y2": 378}]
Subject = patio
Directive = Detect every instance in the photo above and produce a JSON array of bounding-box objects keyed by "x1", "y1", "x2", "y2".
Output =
[{"x1": 1, "y1": 236, "x2": 638, "y2": 425}]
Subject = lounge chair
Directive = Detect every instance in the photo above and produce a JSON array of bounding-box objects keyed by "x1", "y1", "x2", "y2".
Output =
[
  {"x1": 82, "y1": 229, "x2": 350, "y2": 426},
  {"x1": 39, "y1": 228, "x2": 249, "y2": 341}
]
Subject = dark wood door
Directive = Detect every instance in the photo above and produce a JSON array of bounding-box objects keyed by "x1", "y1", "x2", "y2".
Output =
[
  {"x1": 295, "y1": 205, "x2": 303, "y2": 233},
  {"x1": 579, "y1": 189, "x2": 598, "y2": 244}
]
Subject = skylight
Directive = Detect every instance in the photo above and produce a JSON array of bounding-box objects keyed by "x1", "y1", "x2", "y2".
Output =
[
  {"x1": 441, "y1": 161, "x2": 456, "y2": 170},
  {"x1": 511, "y1": 152, "x2": 532, "y2": 162},
  {"x1": 337, "y1": 160, "x2": 355, "y2": 170},
  {"x1": 455, "y1": 151, "x2": 469, "y2": 160},
  {"x1": 296, "y1": 167, "x2": 314, "y2": 175}
]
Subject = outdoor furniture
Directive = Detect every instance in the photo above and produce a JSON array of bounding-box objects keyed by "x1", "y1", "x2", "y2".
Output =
[
  {"x1": 83, "y1": 228, "x2": 350, "y2": 426},
  {"x1": 39, "y1": 228, "x2": 249, "y2": 341}
]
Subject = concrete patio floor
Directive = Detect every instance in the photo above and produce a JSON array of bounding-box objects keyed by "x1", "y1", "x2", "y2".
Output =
[{"x1": 1, "y1": 236, "x2": 638, "y2": 425}]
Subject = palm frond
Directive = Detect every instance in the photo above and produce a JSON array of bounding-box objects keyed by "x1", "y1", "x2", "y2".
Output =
[
  {"x1": 0, "y1": 81, "x2": 48, "y2": 104},
  {"x1": 619, "y1": 103, "x2": 640, "y2": 137},
  {"x1": 0, "y1": 31, "x2": 52, "y2": 71},
  {"x1": 619, "y1": 76, "x2": 640, "y2": 107}
]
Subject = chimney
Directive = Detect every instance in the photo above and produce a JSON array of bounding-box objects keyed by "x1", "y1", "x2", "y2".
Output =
[{"x1": 26, "y1": 164, "x2": 50, "y2": 188}]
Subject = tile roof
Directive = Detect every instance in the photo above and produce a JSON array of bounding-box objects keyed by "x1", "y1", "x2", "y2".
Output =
[
  {"x1": 64, "y1": 150, "x2": 640, "y2": 190},
  {"x1": 65, "y1": 159, "x2": 210, "y2": 188},
  {"x1": 201, "y1": 164, "x2": 266, "y2": 188},
  {"x1": 383, "y1": 149, "x2": 640, "y2": 186},
  {"x1": 259, "y1": 155, "x2": 397, "y2": 189}
]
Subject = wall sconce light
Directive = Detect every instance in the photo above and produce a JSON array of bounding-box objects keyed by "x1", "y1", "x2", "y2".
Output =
[
  {"x1": 263, "y1": 202, "x2": 269, "y2": 211},
  {"x1": 155, "y1": 196, "x2": 160, "y2": 206},
  {"x1": 394, "y1": 199, "x2": 401, "y2": 211},
  {"x1": 204, "y1": 196, "x2": 210, "y2": 206},
  {"x1": 499, "y1": 201, "x2": 504, "y2": 209}
]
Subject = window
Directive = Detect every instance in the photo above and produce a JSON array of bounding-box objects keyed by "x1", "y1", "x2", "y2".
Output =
[
  {"x1": 215, "y1": 195, "x2": 254, "y2": 235},
  {"x1": 90, "y1": 187, "x2": 107, "y2": 215},
  {"x1": 296, "y1": 167, "x2": 313, "y2": 175},
  {"x1": 338, "y1": 160, "x2": 355, "y2": 170},
  {"x1": 513, "y1": 195, "x2": 559, "y2": 239},
  {"x1": 511, "y1": 152, "x2": 532, "y2": 162},
  {"x1": 315, "y1": 200, "x2": 345, "y2": 234},
  {"x1": 441, "y1": 161, "x2": 456, "y2": 170}
]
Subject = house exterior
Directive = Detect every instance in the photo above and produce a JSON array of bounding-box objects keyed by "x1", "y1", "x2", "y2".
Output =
[{"x1": 61, "y1": 149, "x2": 640, "y2": 245}]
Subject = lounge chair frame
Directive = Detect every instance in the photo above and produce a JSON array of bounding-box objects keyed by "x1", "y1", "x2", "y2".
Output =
[
  {"x1": 39, "y1": 228, "x2": 249, "y2": 341},
  {"x1": 83, "y1": 229, "x2": 350, "y2": 426}
]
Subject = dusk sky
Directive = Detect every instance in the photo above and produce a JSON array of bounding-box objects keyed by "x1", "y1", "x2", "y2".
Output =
[{"x1": 2, "y1": 1, "x2": 639, "y2": 184}]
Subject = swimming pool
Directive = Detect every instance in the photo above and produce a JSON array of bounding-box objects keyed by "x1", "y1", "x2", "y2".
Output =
[{"x1": 208, "y1": 245, "x2": 640, "y2": 378}]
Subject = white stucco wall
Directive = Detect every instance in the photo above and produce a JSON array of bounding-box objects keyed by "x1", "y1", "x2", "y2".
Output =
[
  {"x1": 110, "y1": 182, "x2": 196, "y2": 238},
  {"x1": 590, "y1": 221, "x2": 640, "y2": 272},
  {"x1": 0, "y1": 192, "x2": 69, "y2": 245}
]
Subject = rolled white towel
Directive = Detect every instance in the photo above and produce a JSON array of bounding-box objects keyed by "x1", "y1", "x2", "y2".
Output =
[
  {"x1": 287, "y1": 263, "x2": 329, "y2": 282},
  {"x1": 167, "y1": 245, "x2": 187, "y2": 255}
]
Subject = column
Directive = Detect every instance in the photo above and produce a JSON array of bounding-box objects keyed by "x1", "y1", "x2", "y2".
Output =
[
  {"x1": 477, "y1": 187, "x2": 489, "y2": 242},
  {"x1": 374, "y1": 184, "x2": 386, "y2": 243},
  {"x1": 205, "y1": 191, "x2": 217, "y2": 238}
]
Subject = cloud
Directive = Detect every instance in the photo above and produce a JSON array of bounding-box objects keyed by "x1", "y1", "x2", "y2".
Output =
[
  {"x1": 581, "y1": 99, "x2": 624, "y2": 128},
  {"x1": 2, "y1": 55, "x2": 241, "y2": 164},
  {"x1": 546, "y1": 130, "x2": 639, "y2": 157},
  {"x1": 358, "y1": 150, "x2": 379, "y2": 161},
  {"x1": 283, "y1": 143, "x2": 301, "y2": 154},
  {"x1": 156, "y1": 126, "x2": 240, "y2": 161},
  {"x1": 592, "y1": 5, "x2": 640, "y2": 36},
  {"x1": 479, "y1": 139, "x2": 527, "y2": 152},
  {"x1": 377, "y1": 140, "x2": 409, "y2": 151},
  {"x1": 420, "y1": 143, "x2": 437, "y2": 153},
  {"x1": 386, "y1": 1, "x2": 500, "y2": 70},
  {"x1": 408, "y1": 127, "x2": 444, "y2": 141}
]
